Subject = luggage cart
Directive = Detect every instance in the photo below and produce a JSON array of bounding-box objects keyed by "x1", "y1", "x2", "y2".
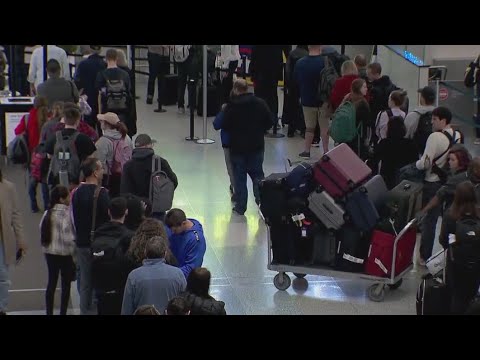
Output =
[{"x1": 267, "y1": 219, "x2": 417, "y2": 302}]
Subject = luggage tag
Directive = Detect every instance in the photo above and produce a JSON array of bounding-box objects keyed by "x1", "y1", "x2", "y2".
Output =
[
  {"x1": 301, "y1": 219, "x2": 312, "y2": 238},
  {"x1": 291, "y1": 213, "x2": 305, "y2": 228}
]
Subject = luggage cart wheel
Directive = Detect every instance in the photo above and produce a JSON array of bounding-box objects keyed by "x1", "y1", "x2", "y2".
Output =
[
  {"x1": 293, "y1": 273, "x2": 306, "y2": 278},
  {"x1": 367, "y1": 283, "x2": 385, "y2": 302},
  {"x1": 273, "y1": 272, "x2": 291, "y2": 291},
  {"x1": 387, "y1": 278, "x2": 403, "y2": 290}
]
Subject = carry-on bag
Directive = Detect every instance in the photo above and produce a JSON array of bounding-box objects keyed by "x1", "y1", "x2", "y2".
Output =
[
  {"x1": 313, "y1": 143, "x2": 372, "y2": 199},
  {"x1": 308, "y1": 188, "x2": 346, "y2": 230},
  {"x1": 259, "y1": 173, "x2": 289, "y2": 225},
  {"x1": 335, "y1": 224, "x2": 371, "y2": 273}
]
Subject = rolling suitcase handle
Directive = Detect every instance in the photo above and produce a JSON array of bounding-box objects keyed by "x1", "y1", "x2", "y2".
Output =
[{"x1": 390, "y1": 218, "x2": 417, "y2": 279}]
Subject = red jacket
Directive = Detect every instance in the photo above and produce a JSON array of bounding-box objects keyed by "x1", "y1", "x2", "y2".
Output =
[
  {"x1": 14, "y1": 108, "x2": 41, "y2": 153},
  {"x1": 330, "y1": 74, "x2": 359, "y2": 111}
]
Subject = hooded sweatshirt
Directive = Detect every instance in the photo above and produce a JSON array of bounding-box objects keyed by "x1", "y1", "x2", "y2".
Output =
[
  {"x1": 222, "y1": 93, "x2": 272, "y2": 155},
  {"x1": 95, "y1": 129, "x2": 133, "y2": 174},
  {"x1": 167, "y1": 219, "x2": 206, "y2": 279},
  {"x1": 368, "y1": 75, "x2": 395, "y2": 123},
  {"x1": 120, "y1": 147, "x2": 178, "y2": 199}
]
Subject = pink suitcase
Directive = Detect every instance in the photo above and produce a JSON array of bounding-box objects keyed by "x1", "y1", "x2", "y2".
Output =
[{"x1": 313, "y1": 143, "x2": 372, "y2": 198}]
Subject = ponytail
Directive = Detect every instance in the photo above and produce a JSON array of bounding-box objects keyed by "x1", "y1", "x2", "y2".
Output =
[
  {"x1": 390, "y1": 90, "x2": 408, "y2": 107},
  {"x1": 114, "y1": 121, "x2": 128, "y2": 138}
]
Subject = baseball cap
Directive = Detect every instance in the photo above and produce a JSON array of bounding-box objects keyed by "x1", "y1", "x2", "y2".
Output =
[
  {"x1": 97, "y1": 112, "x2": 120, "y2": 125},
  {"x1": 135, "y1": 134, "x2": 157, "y2": 148},
  {"x1": 418, "y1": 86, "x2": 436, "y2": 103}
]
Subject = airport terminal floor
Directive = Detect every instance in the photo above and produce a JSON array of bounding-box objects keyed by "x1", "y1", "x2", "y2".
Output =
[{"x1": 5, "y1": 77, "x2": 480, "y2": 315}]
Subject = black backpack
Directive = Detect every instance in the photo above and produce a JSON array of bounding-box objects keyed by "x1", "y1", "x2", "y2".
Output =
[
  {"x1": 91, "y1": 235, "x2": 125, "y2": 292},
  {"x1": 102, "y1": 72, "x2": 128, "y2": 111},
  {"x1": 452, "y1": 216, "x2": 480, "y2": 270},
  {"x1": 412, "y1": 111, "x2": 433, "y2": 154}
]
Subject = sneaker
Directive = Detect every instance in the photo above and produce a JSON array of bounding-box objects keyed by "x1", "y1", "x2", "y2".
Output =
[
  {"x1": 146, "y1": 96, "x2": 153, "y2": 105},
  {"x1": 298, "y1": 151, "x2": 310, "y2": 159},
  {"x1": 177, "y1": 107, "x2": 186, "y2": 114},
  {"x1": 31, "y1": 205, "x2": 39, "y2": 213},
  {"x1": 311, "y1": 140, "x2": 320, "y2": 147},
  {"x1": 154, "y1": 108, "x2": 167, "y2": 113},
  {"x1": 475, "y1": 138, "x2": 480, "y2": 145}
]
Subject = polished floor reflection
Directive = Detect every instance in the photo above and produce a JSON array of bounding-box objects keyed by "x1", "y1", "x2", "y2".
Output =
[{"x1": 7, "y1": 77, "x2": 479, "y2": 315}]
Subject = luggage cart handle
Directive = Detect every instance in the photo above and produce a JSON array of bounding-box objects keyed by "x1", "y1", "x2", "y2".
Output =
[{"x1": 390, "y1": 218, "x2": 418, "y2": 282}]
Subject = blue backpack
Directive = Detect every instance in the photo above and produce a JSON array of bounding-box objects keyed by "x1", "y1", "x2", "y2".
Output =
[{"x1": 285, "y1": 162, "x2": 314, "y2": 198}]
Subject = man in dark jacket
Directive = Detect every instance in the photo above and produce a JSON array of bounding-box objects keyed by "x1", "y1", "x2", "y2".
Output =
[
  {"x1": 222, "y1": 79, "x2": 272, "y2": 215},
  {"x1": 71, "y1": 157, "x2": 110, "y2": 315},
  {"x1": 91, "y1": 197, "x2": 135, "y2": 315},
  {"x1": 74, "y1": 45, "x2": 106, "y2": 128},
  {"x1": 367, "y1": 62, "x2": 397, "y2": 128},
  {"x1": 120, "y1": 134, "x2": 178, "y2": 219},
  {"x1": 37, "y1": 59, "x2": 80, "y2": 108},
  {"x1": 285, "y1": 45, "x2": 308, "y2": 137},
  {"x1": 249, "y1": 45, "x2": 284, "y2": 129}
]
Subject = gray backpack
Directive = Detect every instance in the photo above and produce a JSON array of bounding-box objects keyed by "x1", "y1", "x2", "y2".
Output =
[
  {"x1": 48, "y1": 130, "x2": 81, "y2": 186},
  {"x1": 149, "y1": 156, "x2": 175, "y2": 213}
]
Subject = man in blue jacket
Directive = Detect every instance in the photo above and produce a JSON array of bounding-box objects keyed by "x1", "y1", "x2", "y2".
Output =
[{"x1": 165, "y1": 208, "x2": 207, "y2": 279}]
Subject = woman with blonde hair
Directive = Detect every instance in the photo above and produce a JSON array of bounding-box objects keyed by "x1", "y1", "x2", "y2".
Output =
[{"x1": 329, "y1": 60, "x2": 359, "y2": 111}]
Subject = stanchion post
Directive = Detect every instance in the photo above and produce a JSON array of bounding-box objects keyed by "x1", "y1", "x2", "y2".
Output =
[
  {"x1": 196, "y1": 45, "x2": 215, "y2": 145},
  {"x1": 9, "y1": 45, "x2": 16, "y2": 96},
  {"x1": 185, "y1": 78, "x2": 199, "y2": 141},
  {"x1": 435, "y1": 79, "x2": 439, "y2": 107},
  {"x1": 43, "y1": 45, "x2": 48, "y2": 83}
]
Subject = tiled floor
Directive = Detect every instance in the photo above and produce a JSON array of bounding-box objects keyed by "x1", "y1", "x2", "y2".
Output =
[{"x1": 6, "y1": 76, "x2": 480, "y2": 315}]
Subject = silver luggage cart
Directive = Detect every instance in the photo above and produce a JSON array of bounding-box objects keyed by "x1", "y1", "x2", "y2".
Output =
[{"x1": 267, "y1": 219, "x2": 417, "y2": 302}]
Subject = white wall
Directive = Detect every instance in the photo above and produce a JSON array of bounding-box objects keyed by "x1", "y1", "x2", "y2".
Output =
[{"x1": 426, "y1": 45, "x2": 480, "y2": 63}]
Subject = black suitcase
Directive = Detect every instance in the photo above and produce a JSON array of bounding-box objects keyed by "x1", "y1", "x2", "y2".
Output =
[
  {"x1": 259, "y1": 173, "x2": 289, "y2": 225},
  {"x1": 416, "y1": 274, "x2": 450, "y2": 315},
  {"x1": 312, "y1": 225, "x2": 337, "y2": 267},
  {"x1": 270, "y1": 222, "x2": 293, "y2": 265},
  {"x1": 378, "y1": 180, "x2": 423, "y2": 234},
  {"x1": 335, "y1": 224, "x2": 371, "y2": 273},
  {"x1": 162, "y1": 74, "x2": 178, "y2": 106},
  {"x1": 197, "y1": 84, "x2": 221, "y2": 117}
]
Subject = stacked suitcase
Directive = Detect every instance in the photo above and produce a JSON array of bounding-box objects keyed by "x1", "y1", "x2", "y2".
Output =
[{"x1": 260, "y1": 143, "x2": 423, "y2": 277}]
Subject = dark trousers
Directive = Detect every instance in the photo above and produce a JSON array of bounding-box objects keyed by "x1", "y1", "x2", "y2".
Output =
[
  {"x1": 29, "y1": 177, "x2": 49, "y2": 211},
  {"x1": 284, "y1": 87, "x2": 304, "y2": 135},
  {"x1": 45, "y1": 254, "x2": 74, "y2": 315},
  {"x1": 475, "y1": 114, "x2": 480, "y2": 138},
  {"x1": 96, "y1": 291, "x2": 123, "y2": 315},
  {"x1": 221, "y1": 60, "x2": 238, "y2": 104},
  {"x1": 420, "y1": 181, "x2": 443, "y2": 260},
  {"x1": 448, "y1": 261, "x2": 480, "y2": 314},
  {"x1": 231, "y1": 150, "x2": 265, "y2": 214},
  {"x1": 254, "y1": 77, "x2": 278, "y2": 127},
  {"x1": 147, "y1": 53, "x2": 170, "y2": 105},
  {"x1": 177, "y1": 58, "x2": 195, "y2": 108}
]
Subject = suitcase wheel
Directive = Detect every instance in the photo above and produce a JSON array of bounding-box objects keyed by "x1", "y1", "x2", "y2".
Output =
[
  {"x1": 359, "y1": 186, "x2": 367, "y2": 194},
  {"x1": 321, "y1": 155, "x2": 330, "y2": 162},
  {"x1": 293, "y1": 273, "x2": 306, "y2": 278}
]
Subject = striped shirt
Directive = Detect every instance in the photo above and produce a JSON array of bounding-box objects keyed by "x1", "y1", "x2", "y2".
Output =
[{"x1": 40, "y1": 204, "x2": 76, "y2": 256}]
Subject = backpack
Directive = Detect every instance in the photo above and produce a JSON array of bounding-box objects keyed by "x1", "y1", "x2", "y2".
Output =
[
  {"x1": 149, "y1": 156, "x2": 175, "y2": 213},
  {"x1": 30, "y1": 145, "x2": 46, "y2": 181},
  {"x1": 330, "y1": 101, "x2": 358, "y2": 144},
  {"x1": 430, "y1": 129, "x2": 464, "y2": 183},
  {"x1": 102, "y1": 72, "x2": 128, "y2": 111},
  {"x1": 91, "y1": 232, "x2": 124, "y2": 292},
  {"x1": 452, "y1": 216, "x2": 480, "y2": 270},
  {"x1": 106, "y1": 137, "x2": 132, "y2": 176},
  {"x1": 7, "y1": 114, "x2": 29, "y2": 165},
  {"x1": 412, "y1": 111, "x2": 433, "y2": 154},
  {"x1": 49, "y1": 131, "x2": 81, "y2": 186},
  {"x1": 174, "y1": 45, "x2": 191, "y2": 63},
  {"x1": 317, "y1": 56, "x2": 338, "y2": 105}
]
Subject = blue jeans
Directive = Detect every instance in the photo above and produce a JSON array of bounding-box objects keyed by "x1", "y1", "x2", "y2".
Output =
[
  {"x1": 420, "y1": 181, "x2": 442, "y2": 260},
  {"x1": 29, "y1": 178, "x2": 49, "y2": 211},
  {"x1": 230, "y1": 151, "x2": 265, "y2": 214},
  {"x1": 0, "y1": 240, "x2": 10, "y2": 312},
  {"x1": 76, "y1": 247, "x2": 96, "y2": 315}
]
